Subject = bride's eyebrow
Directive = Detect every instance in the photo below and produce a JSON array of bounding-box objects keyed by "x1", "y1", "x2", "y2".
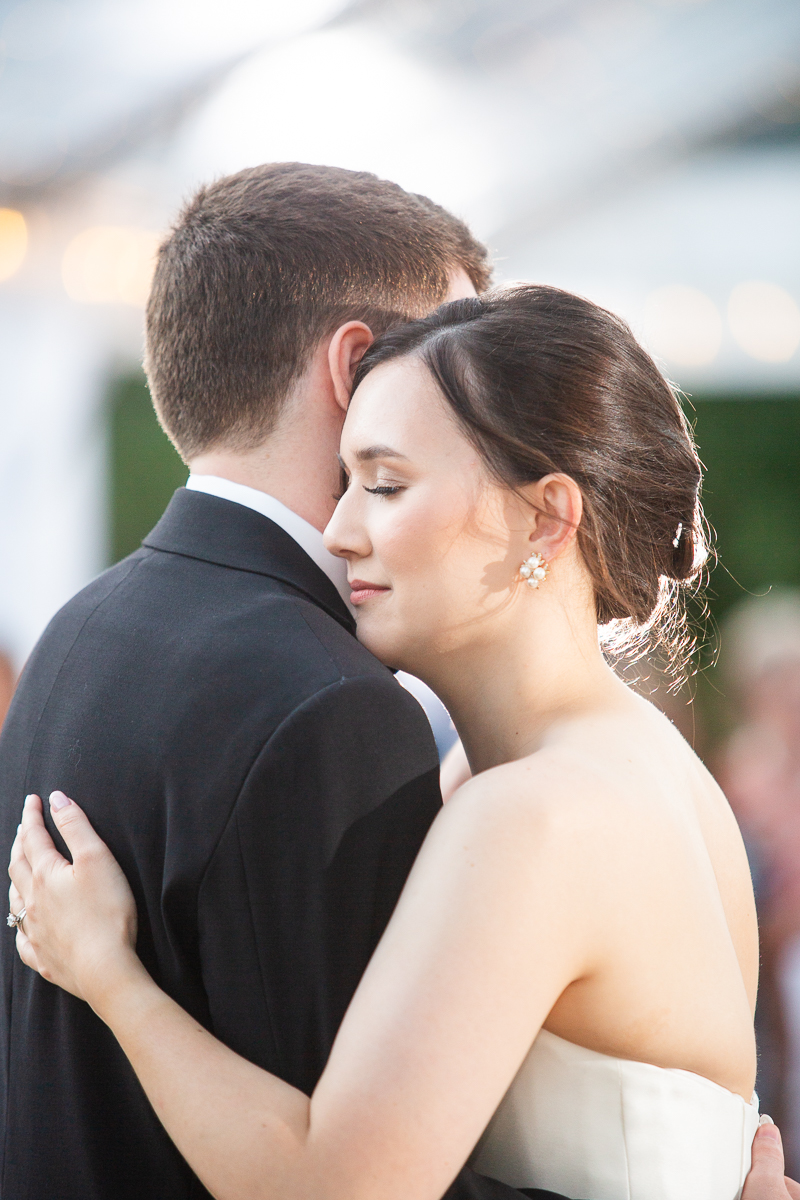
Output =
[{"x1": 354, "y1": 444, "x2": 409, "y2": 463}]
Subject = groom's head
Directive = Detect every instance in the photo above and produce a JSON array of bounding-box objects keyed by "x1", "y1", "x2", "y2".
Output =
[{"x1": 145, "y1": 162, "x2": 490, "y2": 462}]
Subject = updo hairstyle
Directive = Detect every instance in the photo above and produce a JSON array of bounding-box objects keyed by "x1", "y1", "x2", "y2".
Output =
[{"x1": 352, "y1": 284, "x2": 708, "y2": 682}]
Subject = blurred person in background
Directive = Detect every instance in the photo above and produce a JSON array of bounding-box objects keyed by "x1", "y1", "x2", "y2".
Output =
[
  {"x1": 719, "y1": 591, "x2": 800, "y2": 1176},
  {"x1": 0, "y1": 650, "x2": 15, "y2": 732}
]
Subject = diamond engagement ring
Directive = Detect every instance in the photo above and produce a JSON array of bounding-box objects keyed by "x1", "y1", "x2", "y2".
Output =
[{"x1": 7, "y1": 908, "x2": 26, "y2": 930}]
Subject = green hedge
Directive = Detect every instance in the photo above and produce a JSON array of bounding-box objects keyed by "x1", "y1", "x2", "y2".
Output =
[
  {"x1": 690, "y1": 396, "x2": 800, "y2": 621},
  {"x1": 108, "y1": 372, "x2": 187, "y2": 564}
]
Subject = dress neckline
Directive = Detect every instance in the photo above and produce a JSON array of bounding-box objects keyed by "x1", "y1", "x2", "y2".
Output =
[{"x1": 537, "y1": 1028, "x2": 758, "y2": 1107}]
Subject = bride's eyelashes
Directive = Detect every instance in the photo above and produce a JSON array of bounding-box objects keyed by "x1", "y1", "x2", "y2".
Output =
[
  {"x1": 363, "y1": 484, "x2": 404, "y2": 498},
  {"x1": 336, "y1": 450, "x2": 406, "y2": 499}
]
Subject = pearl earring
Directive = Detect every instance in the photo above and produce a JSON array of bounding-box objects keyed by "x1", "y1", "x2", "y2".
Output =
[{"x1": 519, "y1": 551, "x2": 548, "y2": 589}]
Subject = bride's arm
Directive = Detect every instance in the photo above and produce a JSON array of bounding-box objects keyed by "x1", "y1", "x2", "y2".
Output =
[{"x1": 11, "y1": 772, "x2": 596, "y2": 1200}]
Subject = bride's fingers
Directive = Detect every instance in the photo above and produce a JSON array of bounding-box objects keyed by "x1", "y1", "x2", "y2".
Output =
[
  {"x1": 7, "y1": 877, "x2": 41, "y2": 974},
  {"x1": 742, "y1": 1121, "x2": 786, "y2": 1199},
  {"x1": 8, "y1": 879, "x2": 25, "y2": 917},
  {"x1": 15, "y1": 926, "x2": 40, "y2": 974},
  {"x1": 19, "y1": 792, "x2": 44, "y2": 831},
  {"x1": 19, "y1": 793, "x2": 67, "y2": 877},
  {"x1": 47, "y1": 792, "x2": 111, "y2": 867},
  {"x1": 8, "y1": 822, "x2": 32, "y2": 896},
  {"x1": 786, "y1": 1177, "x2": 800, "y2": 1200}
]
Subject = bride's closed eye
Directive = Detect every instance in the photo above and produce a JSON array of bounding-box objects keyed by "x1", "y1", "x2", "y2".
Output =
[{"x1": 363, "y1": 484, "x2": 403, "y2": 497}]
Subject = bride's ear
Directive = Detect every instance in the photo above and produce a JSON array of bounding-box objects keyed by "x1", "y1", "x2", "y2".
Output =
[
  {"x1": 523, "y1": 473, "x2": 583, "y2": 563},
  {"x1": 328, "y1": 321, "x2": 374, "y2": 412}
]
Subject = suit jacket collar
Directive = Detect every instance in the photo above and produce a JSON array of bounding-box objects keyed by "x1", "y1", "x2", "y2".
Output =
[{"x1": 143, "y1": 488, "x2": 356, "y2": 635}]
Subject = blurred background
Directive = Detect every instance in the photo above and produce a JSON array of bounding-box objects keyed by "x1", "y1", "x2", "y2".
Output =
[{"x1": 0, "y1": 0, "x2": 799, "y2": 1166}]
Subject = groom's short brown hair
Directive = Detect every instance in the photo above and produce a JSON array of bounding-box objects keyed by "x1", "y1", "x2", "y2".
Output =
[{"x1": 145, "y1": 162, "x2": 491, "y2": 459}]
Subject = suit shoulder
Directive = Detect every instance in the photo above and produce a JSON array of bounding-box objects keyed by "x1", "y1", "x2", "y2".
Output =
[
  {"x1": 283, "y1": 593, "x2": 390, "y2": 682},
  {"x1": 20, "y1": 550, "x2": 151, "y2": 661},
  {"x1": 237, "y1": 598, "x2": 439, "y2": 775},
  {"x1": 241, "y1": 592, "x2": 424, "y2": 730}
]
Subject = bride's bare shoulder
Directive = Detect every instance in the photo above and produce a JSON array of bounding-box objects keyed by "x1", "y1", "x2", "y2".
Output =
[
  {"x1": 442, "y1": 697, "x2": 696, "y2": 851},
  {"x1": 443, "y1": 743, "x2": 626, "y2": 851}
]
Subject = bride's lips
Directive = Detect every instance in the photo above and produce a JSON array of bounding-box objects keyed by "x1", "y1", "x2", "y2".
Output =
[{"x1": 349, "y1": 579, "x2": 391, "y2": 606}]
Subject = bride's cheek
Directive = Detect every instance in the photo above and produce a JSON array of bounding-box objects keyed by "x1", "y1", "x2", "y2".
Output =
[{"x1": 378, "y1": 509, "x2": 428, "y2": 573}]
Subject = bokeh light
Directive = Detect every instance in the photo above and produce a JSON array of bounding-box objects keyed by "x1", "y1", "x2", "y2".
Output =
[
  {"x1": 641, "y1": 284, "x2": 723, "y2": 367},
  {"x1": 0, "y1": 209, "x2": 28, "y2": 282},
  {"x1": 61, "y1": 226, "x2": 162, "y2": 307},
  {"x1": 728, "y1": 281, "x2": 800, "y2": 363}
]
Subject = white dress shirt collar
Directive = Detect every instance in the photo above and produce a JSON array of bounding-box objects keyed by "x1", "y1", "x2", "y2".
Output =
[{"x1": 185, "y1": 474, "x2": 353, "y2": 613}]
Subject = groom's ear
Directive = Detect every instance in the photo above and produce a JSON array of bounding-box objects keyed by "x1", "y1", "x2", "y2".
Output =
[{"x1": 328, "y1": 322, "x2": 374, "y2": 412}]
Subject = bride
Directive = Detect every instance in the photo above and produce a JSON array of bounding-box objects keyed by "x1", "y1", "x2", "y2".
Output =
[{"x1": 8, "y1": 286, "x2": 774, "y2": 1200}]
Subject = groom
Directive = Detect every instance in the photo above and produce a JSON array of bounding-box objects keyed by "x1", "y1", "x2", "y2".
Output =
[
  {"x1": 0, "y1": 163, "x2": 557, "y2": 1200},
  {"x1": 0, "y1": 162, "x2": 789, "y2": 1200}
]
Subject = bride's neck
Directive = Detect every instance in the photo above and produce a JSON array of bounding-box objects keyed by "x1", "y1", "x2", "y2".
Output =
[{"x1": 424, "y1": 584, "x2": 626, "y2": 776}]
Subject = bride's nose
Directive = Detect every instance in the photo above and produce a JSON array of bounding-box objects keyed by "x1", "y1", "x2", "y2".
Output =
[{"x1": 324, "y1": 489, "x2": 371, "y2": 562}]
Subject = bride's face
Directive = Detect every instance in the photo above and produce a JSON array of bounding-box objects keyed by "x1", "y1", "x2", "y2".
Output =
[{"x1": 324, "y1": 356, "x2": 533, "y2": 674}]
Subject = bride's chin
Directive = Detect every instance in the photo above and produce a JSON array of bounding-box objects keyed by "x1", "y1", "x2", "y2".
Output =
[{"x1": 354, "y1": 618, "x2": 410, "y2": 672}]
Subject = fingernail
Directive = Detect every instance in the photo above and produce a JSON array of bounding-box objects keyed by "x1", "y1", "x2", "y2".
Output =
[
  {"x1": 49, "y1": 791, "x2": 72, "y2": 811},
  {"x1": 759, "y1": 1114, "x2": 775, "y2": 1126}
]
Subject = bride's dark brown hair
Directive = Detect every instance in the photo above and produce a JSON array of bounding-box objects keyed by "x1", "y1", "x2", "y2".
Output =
[{"x1": 353, "y1": 284, "x2": 708, "y2": 683}]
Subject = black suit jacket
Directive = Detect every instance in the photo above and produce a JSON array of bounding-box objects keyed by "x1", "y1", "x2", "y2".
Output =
[{"x1": 0, "y1": 489, "x2": 565, "y2": 1200}]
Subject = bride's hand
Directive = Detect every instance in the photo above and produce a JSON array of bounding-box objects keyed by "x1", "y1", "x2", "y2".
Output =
[
  {"x1": 8, "y1": 793, "x2": 141, "y2": 1010},
  {"x1": 742, "y1": 1121, "x2": 800, "y2": 1200}
]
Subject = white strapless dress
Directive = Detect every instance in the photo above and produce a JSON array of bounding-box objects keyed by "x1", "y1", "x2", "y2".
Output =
[{"x1": 472, "y1": 1029, "x2": 759, "y2": 1200}]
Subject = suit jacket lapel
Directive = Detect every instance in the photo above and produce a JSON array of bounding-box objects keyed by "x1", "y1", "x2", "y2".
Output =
[{"x1": 143, "y1": 489, "x2": 356, "y2": 635}]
